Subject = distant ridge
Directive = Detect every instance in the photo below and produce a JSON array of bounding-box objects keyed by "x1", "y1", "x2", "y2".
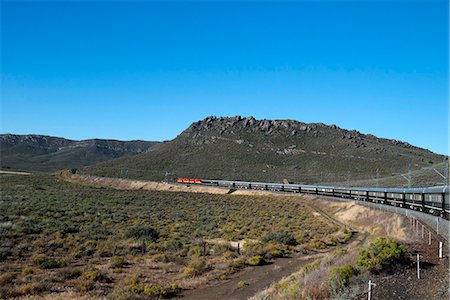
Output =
[
  {"x1": 82, "y1": 116, "x2": 446, "y2": 187},
  {"x1": 0, "y1": 134, "x2": 160, "y2": 172}
]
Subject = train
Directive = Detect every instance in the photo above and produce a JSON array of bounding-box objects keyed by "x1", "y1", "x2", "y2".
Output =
[{"x1": 177, "y1": 178, "x2": 450, "y2": 219}]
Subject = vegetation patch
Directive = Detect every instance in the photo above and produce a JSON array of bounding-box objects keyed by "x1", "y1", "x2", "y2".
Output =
[
  {"x1": 247, "y1": 255, "x2": 266, "y2": 266},
  {"x1": 262, "y1": 231, "x2": 297, "y2": 246},
  {"x1": 0, "y1": 174, "x2": 340, "y2": 298},
  {"x1": 356, "y1": 237, "x2": 406, "y2": 273}
]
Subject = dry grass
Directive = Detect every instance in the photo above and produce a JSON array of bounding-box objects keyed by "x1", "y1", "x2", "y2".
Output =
[
  {"x1": 310, "y1": 197, "x2": 412, "y2": 243},
  {"x1": 251, "y1": 198, "x2": 414, "y2": 300}
]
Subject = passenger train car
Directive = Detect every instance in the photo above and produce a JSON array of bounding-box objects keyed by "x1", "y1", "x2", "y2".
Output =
[{"x1": 177, "y1": 178, "x2": 449, "y2": 219}]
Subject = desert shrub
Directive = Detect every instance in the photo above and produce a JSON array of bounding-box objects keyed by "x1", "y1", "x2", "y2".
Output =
[
  {"x1": 262, "y1": 231, "x2": 297, "y2": 246},
  {"x1": 16, "y1": 282, "x2": 49, "y2": 296},
  {"x1": 0, "y1": 247, "x2": 11, "y2": 262},
  {"x1": 22, "y1": 267, "x2": 34, "y2": 275},
  {"x1": 18, "y1": 220, "x2": 42, "y2": 234},
  {"x1": 0, "y1": 273, "x2": 15, "y2": 286},
  {"x1": 116, "y1": 275, "x2": 179, "y2": 299},
  {"x1": 337, "y1": 229, "x2": 353, "y2": 243},
  {"x1": 308, "y1": 238, "x2": 326, "y2": 249},
  {"x1": 56, "y1": 222, "x2": 80, "y2": 235},
  {"x1": 143, "y1": 285, "x2": 168, "y2": 297},
  {"x1": 56, "y1": 268, "x2": 82, "y2": 280},
  {"x1": 78, "y1": 279, "x2": 95, "y2": 293},
  {"x1": 237, "y1": 280, "x2": 248, "y2": 288},
  {"x1": 328, "y1": 264, "x2": 359, "y2": 293},
  {"x1": 183, "y1": 256, "x2": 206, "y2": 277},
  {"x1": 303, "y1": 259, "x2": 321, "y2": 273},
  {"x1": 127, "y1": 225, "x2": 159, "y2": 242},
  {"x1": 212, "y1": 243, "x2": 233, "y2": 256},
  {"x1": 110, "y1": 256, "x2": 127, "y2": 269},
  {"x1": 356, "y1": 237, "x2": 406, "y2": 272},
  {"x1": 152, "y1": 253, "x2": 169, "y2": 263},
  {"x1": 87, "y1": 223, "x2": 111, "y2": 240},
  {"x1": 160, "y1": 239, "x2": 183, "y2": 252},
  {"x1": 270, "y1": 249, "x2": 284, "y2": 258},
  {"x1": 247, "y1": 255, "x2": 265, "y2": 266},
  {"x1": 243, "y1": 240, "x2": 264, "y2": 256},
  {"x1": 188, "y1": 245, "x2": 204, "y2": 257},
  {"x1": 82, "y1": 269, "x2": 110, "y2": 283},
  {"x1": 32, "y1": 254, "x2": 62, "y2": 269},
  {"x1": 227, "y1": 257, "x2": 247, "y2": 272}
]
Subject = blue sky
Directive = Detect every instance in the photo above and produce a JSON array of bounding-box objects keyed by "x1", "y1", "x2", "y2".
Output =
[{"x1": 1, "y1": 0, "x2": 448, "y2": 155}]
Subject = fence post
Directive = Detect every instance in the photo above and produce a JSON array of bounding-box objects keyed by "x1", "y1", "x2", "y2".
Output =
[
  {"x1": 421, "y1": 224, "x2": 424, "y2": 239},
  {"x1": 368, "y1": 280, "x2": 376, "y2": 300},
  {"x1": 417, "y1": 254, "x2": 420, "y2": 279}
]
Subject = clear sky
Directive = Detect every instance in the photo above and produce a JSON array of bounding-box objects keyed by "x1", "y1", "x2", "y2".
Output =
[{"x1": 1, "y1": 0, "x2": 448, "y2": 155}]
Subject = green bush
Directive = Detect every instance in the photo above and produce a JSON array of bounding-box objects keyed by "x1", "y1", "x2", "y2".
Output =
[
  {"x1": 237, "y1": 280, "x2": 248, "y2": 288},
  {"x1": 56, "y1": 268, "x2": 82, "y2": 280},
  {"x1": 143, "y1": 285, "x2": 169, "y2": 297},
  {"x1": 183, "y1": 256, "x2": 206, "y2": 277},
  {"x1": 247, "y1": 255, "x2": 265, "y2": 266},
  {"x1": 0, "y1": 247, "x2": 11, "y2": 262},
  {"x1": 118, "y1": 276, "x2": 179, "y2": 299},
  {"x1": 262, "y1": 231, "x2": 297, "y2": 246},
  {"x1": 270, "y1": 249, "x2": 284, "y2": 258},
  {"x1": 356, "y1": 237, "x2": 406, "y2": 272},
  {"x1": 110, "y1": 256, "x2": 126, "y2": 268},
  {"x1": 82, "y1": 269, "x2": 110, "y2": 283},
  {"x1": 328, "y1": 264, "x2": 359, "y2": 293},
  {"x1": 126, "y1": 225, "x2": 159, "y2": 242},
  {"x1": 32, "y1": 254, "x2": 61, "y2": 269},
  {"x1": 309, "y1": 238, "x2": 326, "y2": 249}
]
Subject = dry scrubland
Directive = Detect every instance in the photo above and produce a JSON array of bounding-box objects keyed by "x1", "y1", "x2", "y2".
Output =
[
  {"x1": 0, "y1": 174, "x2": 352, "y2": 299},
  {"x1": 252, "y1": 197, "x2": 444, "y2": 300}
]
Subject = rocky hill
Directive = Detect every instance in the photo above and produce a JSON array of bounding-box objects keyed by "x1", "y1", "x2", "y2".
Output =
[
  {"x1": 82, "y1": 116, "x2": 446, "y2": 187},
  {"x1": 0, "y1": 134, "x2": 160, "y2": 172}
]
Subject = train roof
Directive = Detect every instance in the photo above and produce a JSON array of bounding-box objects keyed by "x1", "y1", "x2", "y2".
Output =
[{"x1": 202, "y1": 179, "x2": 449, "y2": 194}]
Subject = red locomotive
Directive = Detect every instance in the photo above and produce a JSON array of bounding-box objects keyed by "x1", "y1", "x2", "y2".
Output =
[{"x1": 177, "y1": 178, "x2": 202, "y2": 184}]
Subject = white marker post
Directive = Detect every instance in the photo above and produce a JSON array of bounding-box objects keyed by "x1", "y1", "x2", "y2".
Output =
[
  {"x1": 368, "y1": 280, "x2": 376, "y2": 300},
  {"x1": 437, "y1": 218, "x2": 439, "y2": 235},
  {"x1": 421, "y1": 224, "x2": 424, "y2": 239},
  {"x1": 417, "y1": 254, "x2": 420, "y2": 279},
  {"x1": 439, "y1": 241, "x2": 443, "y2": 259},
  {"x1": 429, "y1": 231, "x2": 432, "y2": 245}
]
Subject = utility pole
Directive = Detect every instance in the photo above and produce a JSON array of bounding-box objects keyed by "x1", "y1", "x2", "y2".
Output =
[
  {"x1": 346, "y1": 171, "x2": 351, "y2": 187},
  {"x1": 399, "y1": 164, "x2": 412, "y2": 188},
  {"x1": 374, "y1": 169, "x2": 380, "y2": 188},
  {"x1": 433, "y1": 160, "x2": 449, "y2": 186},
  {"x1": 370, "y1": 169, "x2": 380, "y2": 188}
]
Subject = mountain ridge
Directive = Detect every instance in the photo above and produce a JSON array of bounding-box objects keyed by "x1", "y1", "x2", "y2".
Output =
[
  {"x1": 0, "y1": 134, "x2": 160, "y2": 172},
  {"x1": 82, "y1": 116, "x2": 446, "y2": 187}
]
